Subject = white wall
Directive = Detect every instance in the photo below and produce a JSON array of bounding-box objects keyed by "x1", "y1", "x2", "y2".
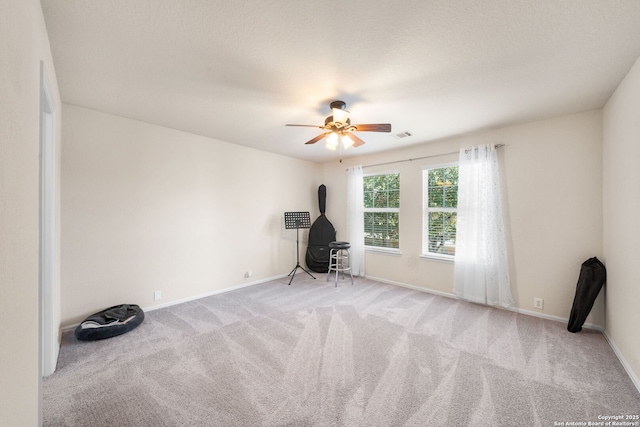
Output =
[
  {"x1": 0, "y1": 0, "x2": 62, "y2": 425},
  {"x1": 323, "y1": 110, "x2": 604, "y2": 325},
  {"x1": 603, "y1": 57, "x2": 640, "y2": 386},
  {"x1": 61, "y1": 105, "x2": 322, "y2": 326}
]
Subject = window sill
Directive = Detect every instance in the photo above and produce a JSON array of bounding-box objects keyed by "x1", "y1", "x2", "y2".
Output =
[
  {"x1": 420, "y1": 253, "x2": 454, "y2": 264},
  {"x1": 365, "y1": 247, "x2": 402, "y2": 256}
]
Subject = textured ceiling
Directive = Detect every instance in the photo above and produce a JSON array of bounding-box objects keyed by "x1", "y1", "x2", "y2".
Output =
[{"x1": 41, "y1": 0, "x2": 640, "y2": 163}]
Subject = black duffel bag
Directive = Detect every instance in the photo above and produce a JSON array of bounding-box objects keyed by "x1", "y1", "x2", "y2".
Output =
[{"x1": 567, "y1": 257, "x2": 606, "y2": 333}]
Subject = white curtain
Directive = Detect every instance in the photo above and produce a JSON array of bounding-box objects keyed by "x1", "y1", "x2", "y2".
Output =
[
  {"x1": 347, "y1": 165, "x2": 365, "y2": 276},
  {"x1": 454, "y1": 144, "x2": 513, "y2": 307}
]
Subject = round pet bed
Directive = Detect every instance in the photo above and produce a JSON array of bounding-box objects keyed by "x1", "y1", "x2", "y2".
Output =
[{"x1": 75, "y1": 304, "x2": 144, "y2": 341}]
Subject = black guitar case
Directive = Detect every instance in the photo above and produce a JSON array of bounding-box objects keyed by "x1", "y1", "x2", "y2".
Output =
[{"x1": 306, "y1": 185, "x2": 336, "y2": 273}]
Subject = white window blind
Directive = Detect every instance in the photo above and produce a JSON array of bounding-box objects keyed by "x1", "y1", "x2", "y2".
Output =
[
  {"x1": 422, "y1": 164, "x2": 458, "y2": 257},
  {"x1": 364, "y1": 172, "x2": 400, "y2": 249}
]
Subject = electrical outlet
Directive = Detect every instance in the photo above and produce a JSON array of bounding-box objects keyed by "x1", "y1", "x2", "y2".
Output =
[
  {"x1": 245, "y1": 270, "x2": 253, "y2": 279},
  {"x1": 154, "y1": 290, "x2": 162, "y2": 301},
  {"x1": 533, "y1": 297, "x2": 544, "y2": 310}
]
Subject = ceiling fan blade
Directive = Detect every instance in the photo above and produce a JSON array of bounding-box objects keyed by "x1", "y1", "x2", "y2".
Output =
[
  {"x1": 348, "y1": 133, "x2": 366, "y2": 147},
  {"x1": 286, "y1": 124, "x2": 323, "y2": 128},
  {"x1": 352, "y1": 123, "x2": 392, "y2": 132},
  {"x1": 305, "y1": 133, "x2": 329, "y2": 145}
]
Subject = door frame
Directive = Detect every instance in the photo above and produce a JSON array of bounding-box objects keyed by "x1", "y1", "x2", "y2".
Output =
[{"x1": 39, "y1": 61, "x2": 58, "y2": 379}]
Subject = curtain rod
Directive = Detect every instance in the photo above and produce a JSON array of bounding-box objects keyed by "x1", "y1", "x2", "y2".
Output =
[{"x1": 357, "y1": 143, "x2": 505, "y2": 170}]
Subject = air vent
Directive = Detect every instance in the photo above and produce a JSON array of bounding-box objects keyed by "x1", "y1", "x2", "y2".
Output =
[{"x1": 393, "y1": 131, "x2": 412, "y2": 139}]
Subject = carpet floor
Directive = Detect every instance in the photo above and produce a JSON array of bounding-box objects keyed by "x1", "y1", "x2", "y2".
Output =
[{"x1": 43, "y1": 277, "x2": 640, "y2": 426}]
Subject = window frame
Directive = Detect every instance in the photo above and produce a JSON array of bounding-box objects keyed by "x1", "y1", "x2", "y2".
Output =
[
  {"x1": 421, "y1": 162, "x2": 459, "y2": 262},
  {"x1": 363, "y1": 170, "x2": 401, "y2": 253}
]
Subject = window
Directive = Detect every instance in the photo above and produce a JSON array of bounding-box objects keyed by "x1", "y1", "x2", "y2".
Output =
[
  {"x1": 364, "y1": 172, "x2": 400, "y2": 249},
  {"x1": 423, "y1": 165, "x2": 458, "y2": 258}
]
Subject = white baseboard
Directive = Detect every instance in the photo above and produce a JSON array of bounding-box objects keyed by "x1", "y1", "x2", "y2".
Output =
[
  {"x1": 61, "y1": 274, "x2": 287, "y2": 333},
  {"x1": 603, "y1": 330, "x2": 640, "y2": 395},
  {"x1": 365, "y1": 275, "x2": 603, "y2": 331},
  {"x1": 143, "y1": 274, "x2": 287, "y2": 313},
  {"x1": 507, "y1": 306, "x2": 603, "y2": 332},
  {"x1": 365, "y1": 275, "x2": 458, "y2": 300}
]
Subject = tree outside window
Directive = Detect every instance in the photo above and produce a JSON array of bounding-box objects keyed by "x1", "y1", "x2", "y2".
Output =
[
  {"x1": 423, "y1": 165, "x2": 458, "y2": 257},
  {"x1": 364, "y1": 173, "x2": 400, "y2": 249}
]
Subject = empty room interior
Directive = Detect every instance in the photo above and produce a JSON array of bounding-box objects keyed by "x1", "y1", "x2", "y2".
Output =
[{"x1": 2, "y1": 1, "x2": 640, "y2": 425}]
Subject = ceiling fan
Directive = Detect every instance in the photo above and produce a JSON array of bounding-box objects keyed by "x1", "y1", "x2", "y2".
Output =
[{"x1": 286, "y1": 100, "x2": 392, "y2": 151}]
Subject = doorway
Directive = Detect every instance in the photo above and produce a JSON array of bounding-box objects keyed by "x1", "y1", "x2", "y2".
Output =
[{"x1": 39, "y1": 62, "x2": 58, "y2": 378}]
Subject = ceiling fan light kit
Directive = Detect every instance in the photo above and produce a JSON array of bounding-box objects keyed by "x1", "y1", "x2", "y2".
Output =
[
  {"x1": 341, "y1": 134, "x2": 354, "y2": 149},
  {"x1": 286, "y1": 100, "x2": 392, "y2": 161},
  {"x1": 325, "y1": 132, "x2": 339, "y2": 150}
]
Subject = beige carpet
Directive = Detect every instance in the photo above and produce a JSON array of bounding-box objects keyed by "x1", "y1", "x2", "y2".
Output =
[{"x1": 43, "y1": 277, "x2": 640, "y2": 426}]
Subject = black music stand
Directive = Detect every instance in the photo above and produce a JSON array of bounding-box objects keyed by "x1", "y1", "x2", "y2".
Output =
[{"x1": 284, "y1": 212, "x2": 315, "y2": 285}]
